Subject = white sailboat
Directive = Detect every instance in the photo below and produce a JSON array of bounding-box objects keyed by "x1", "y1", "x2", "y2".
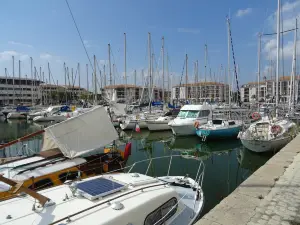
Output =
[
  {"x1": 0, "y1": 155, "x2": 205, "y2": 225},
  {"x1": 33, "y1": 105, "x2": 73, "y2": 123},
  {"x1": 146, "y1": 109, "x2": 179, "y2": 131},
  {"x1": 239, "y1": 0, "x2": 297, "y2": 153}
]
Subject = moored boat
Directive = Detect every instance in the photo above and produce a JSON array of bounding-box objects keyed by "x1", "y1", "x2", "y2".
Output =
[
  {"x1": 0, "y1": 106, "x2": 131, "y2": 200},
  {"x1": 195, "y1": 119, "x2": 243, "y2": 141},
  {"x1": 0, "y1": 155, "x2": 205, "y2": 225}
]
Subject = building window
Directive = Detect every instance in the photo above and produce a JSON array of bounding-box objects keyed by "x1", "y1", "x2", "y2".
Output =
[{"x1": 144, "y1": 198, "x2": 178, "y2": 225}]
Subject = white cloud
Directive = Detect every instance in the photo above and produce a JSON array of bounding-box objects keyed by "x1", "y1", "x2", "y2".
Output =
[
  {"x1": 40, "y1": 53, "x2": 52, "y2": 59},
  {"x1": 0, "y1": 50, "x2": 29, "y2": 61},
  {"x1": 8, "y1": 41, "x2": 33, "y2": 48},
  {"x1": 236, "y1": 8, "x2": 252, "y2": 18},
  {"x1": 177, "y1": 28, "x2": 200, "y2": 34},
  {"x1": 282, "y1": 0, "x2": 300, "y2": 13}
]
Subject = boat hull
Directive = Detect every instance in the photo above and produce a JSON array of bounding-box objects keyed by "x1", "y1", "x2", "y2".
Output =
[
  {"x1": 170, "y1": 124, "x2": 197, "y2": 136},
  {"x1": 7, "y1": 112, "x2": 28, "y2": 119},
  {"x1": 240, "y1": 136, "x2": 292, "y2": 153},
  {"x1": 196, "y1": 125, "x2": 242, "y2": 140},
  {"x1": 147, "y1": 121, "x2": 171, "y2": 131},
  {"x1": 120, "y1": 119, "x2": 148, "y2": 130},
  {"x1": 33, "y1": 115, "x2": 66, "y2": 123}
]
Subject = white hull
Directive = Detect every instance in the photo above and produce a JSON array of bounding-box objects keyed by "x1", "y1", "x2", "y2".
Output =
[
  {"x1": 240, "y1": 136, "x2": 291, "y2": 153},
  {"x1": 33, "y1": 115, "x2": 67, "y2": 123},
  {"x1": 120, "y1": 119, "x2": 148, "y2": 130},
  {"x1": 7, "y1": 112, "x2": 28, "y2": 119},
  {"x1": 147, "y1": 121, "x2": 171, "y2": 131},
  {"x1": 170, "y1": 124, "x2": 197, "y2": 136}
]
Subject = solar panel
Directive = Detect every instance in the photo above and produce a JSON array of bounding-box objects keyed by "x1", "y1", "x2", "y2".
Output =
[{"x1": 76, "y1": 177, "x2": 126, "y2": 200}]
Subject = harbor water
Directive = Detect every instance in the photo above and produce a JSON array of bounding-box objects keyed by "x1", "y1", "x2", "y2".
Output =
[{"x1": 0, "y1": 118, "x2": 273, "y2": 218}]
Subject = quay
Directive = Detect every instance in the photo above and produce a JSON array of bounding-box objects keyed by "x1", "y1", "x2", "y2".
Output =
[{"x1": 196, "y1": 134, "x2": 300, "y2": 225}]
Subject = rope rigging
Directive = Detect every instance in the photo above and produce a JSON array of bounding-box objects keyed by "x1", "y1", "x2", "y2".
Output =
[{"x1": 227, "y1": 18, "x2": 241, "y2": 106}]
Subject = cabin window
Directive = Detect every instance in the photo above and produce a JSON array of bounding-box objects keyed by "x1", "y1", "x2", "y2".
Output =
[
  {"x1": 212, "y1": 120, "x2": 223, "y2": 125},
  {"x1": 199, "y1": 110, "x2": 210, "y2": 117},
  {"x1": 177, "y1": 110, "x2": 188, "y2": 118},
  {"x1": 144, "y1": 197, "x2": 178, "y2": 225},
  {"x1": 58, "y1": 171, "x2": 79, "y2": 183},
  {"x1": 28, "y1": 178, "x2": 54, "y2": 190},
  {"x1": 229, "y1": 121, "x2": 236, "y2": 125},
  {"x1": 186, "y1": 110, "x2": 199, "y2": 118}
]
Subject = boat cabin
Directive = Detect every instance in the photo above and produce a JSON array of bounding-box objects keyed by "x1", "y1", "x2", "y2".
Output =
[{"x1": 176, "y1": 104, "x2": 212, "y2": 120}]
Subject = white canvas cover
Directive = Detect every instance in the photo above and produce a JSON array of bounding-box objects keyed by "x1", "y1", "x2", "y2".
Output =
[
  {"x1": 41, "y1": 106, "x2": 118, "y2": 158},
  {"x1": 110, "y1": 103, "x2": 126, "y2": 115}
]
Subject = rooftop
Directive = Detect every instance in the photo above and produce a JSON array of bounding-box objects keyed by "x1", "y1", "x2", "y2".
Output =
[{"x1": 173, "y1": 81, "x2": 227, "y2": 87}]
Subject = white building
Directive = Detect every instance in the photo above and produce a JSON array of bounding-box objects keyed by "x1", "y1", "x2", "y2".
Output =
[
  {"x1": 0, "y1": 76, "x2": 42, "y2": 105},
  {"x1": 172, "y1": 82, "x2": 229, "y2": 102},
  {"x1": 103, "y1": 84, "x2": 170, "y2": 103},
  {"x1": 240, "y1": 76, "x2": 300, "y2": 103}
]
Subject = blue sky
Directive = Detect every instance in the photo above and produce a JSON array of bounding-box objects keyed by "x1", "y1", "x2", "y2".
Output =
[{"x1": 0, "y1": 0, "x2": 299, "y2": 90}]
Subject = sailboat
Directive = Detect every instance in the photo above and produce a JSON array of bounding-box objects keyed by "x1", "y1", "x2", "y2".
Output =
[
  {"x1": 0, "y1": 154, "x2": 205, "y2": 225},
  {"x1": 0, "y1": 106, "x2": 131, "y2": 200},
  {"x1": 239, "y1": 0, "x2": 297, "y2": 153}
]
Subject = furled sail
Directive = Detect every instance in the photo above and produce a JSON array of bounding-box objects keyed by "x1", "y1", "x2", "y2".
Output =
[{"x1": 41, "y1": 106, "x2": 118, "y2": 158}]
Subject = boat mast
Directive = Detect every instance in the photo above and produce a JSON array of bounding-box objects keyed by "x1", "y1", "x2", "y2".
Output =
[
  {"x1": 5, "y1": 68, "x2": 8, "y2": 105},
  {"x1": 185, "y1": 54, "x2": 188, "y2": 102},
  {"x1": 108, "y1": 44, "x2": 112, "y2": 100},
  {"x1": 167, "y1": 53, "x2": 170, "y2": 103},
  {"x1": 148, "y1": 32, "x2": 152, "y2": 113},
  {"x1": 86, "y1": 64, "x2": 89, "y2": 92},
  {"x1": 227, "y1": 18, "x2": 231, "y2": 106},
  {"x1": 257, "y1": 33, "x2": 261, "y2": 110},
  {"x1": 124, "y1": 33, "x2": 127, "y2": 104},
  {"x1": 94, "y1": 55, "x2": 97, "y2": 105},
  {"x1": 134, "y1": 69, "x2": 137, "y2": 102},
  {"x1": 30, "y1": 57, "x2": 33, "y2": 105},
  {"x1": 103, "y1": 65, "x2": 106, "y2": 88},
  {"x1": 78, "y1": 63, "x2": 80, "y2": 91},
  {"x1": 162, "y1": 36, "x2": 165, "y2": 102},
  {"x1": 204, "y1": 44, "x2": 207, "y2": 102},
  {"x1": 48, "y1": 62, "x2": 51, "y2": 105},
  {"x1": 12, "y1": 56, "x2": 15, "y2": 106},
  {"x1": 64, "y1": 63, "x2": 67, "y2": 104},
  {"x1": 196, "y1": 60, "x2": 199, "y2": 103},
  {"x1": 19, "y1": 60, "x2": 22, "y2": 104},
  {"x1": 275, "y1": 0, "x2": 280, "y2": 117},
  {"x1": 289, "y1": 18, "x2": 297, "y2": 112}
]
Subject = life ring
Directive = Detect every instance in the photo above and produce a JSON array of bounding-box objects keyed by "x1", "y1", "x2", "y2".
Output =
[
  {"x1": 194, "y1": 121, "x2": 200, "y2": 128},
  {"x1": 271, "y1": 125, "x2": 282, "y2": 134},
  {"x1": 252, "y1": 112, "x2": 261, "y2": 120}
]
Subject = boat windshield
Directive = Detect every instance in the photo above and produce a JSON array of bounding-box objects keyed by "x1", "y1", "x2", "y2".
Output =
[{"x1": 177, "y1": 110, "x2": 199, "y2": 118}]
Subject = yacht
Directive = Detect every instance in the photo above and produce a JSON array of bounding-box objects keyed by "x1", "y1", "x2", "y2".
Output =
[
  {"x1": 0, "y1": 155, "x2": 205, "y2": 225},
  {"x1": 168, "y1": 104, "x2": 214, "y2": 136},
  {"x1": 28, "y1": 105, "x2": 62, "y2": 120}
]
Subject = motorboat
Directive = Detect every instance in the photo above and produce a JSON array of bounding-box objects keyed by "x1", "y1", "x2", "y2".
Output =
[
  {"x1": 0, "y1": 155, "x2": 205, "y2": 225},
  {"x1": 0, "y1": 106, "x2": 131, "y2": 200},
  {"x1": 168, "y1": 104, "x2": 214, "y2": 136},
  {"x1": 147, "y1": 109, "x2": 180, "y2": 131},
  {"x1": 28, "y1": 105, "x2": 62, "y2": 120},
  {"x1": 6, "y1": 106, "x2": 31, "y2": 119},
  {"x1": 33, "y1": 106, "x2": 73, "y2": 123},
  {"x1": 195, "y1": 119, "x2": 243, "y2": 141},
  {"x1": 238, "y1": 116, "x2": 297, "y2": 153}
]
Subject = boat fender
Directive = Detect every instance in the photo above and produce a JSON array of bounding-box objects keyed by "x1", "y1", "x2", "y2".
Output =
[
  {"x1": 194, "y1": 121, "x2": 200, "y2": 129},
  {"x1": 252, "y1": 112, "x2": 261, "y2": 120},
  {"x1": 271, "y1": 125, "x2": 282, "y2": 135},
  {"x1": 123, "y1": 142, "x2": 132, "y2": 160}
]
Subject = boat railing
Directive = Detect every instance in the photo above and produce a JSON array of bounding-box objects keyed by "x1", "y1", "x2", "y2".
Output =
[{"x1": 127, "y1": 154, "x2": 205, "y2": 188}]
